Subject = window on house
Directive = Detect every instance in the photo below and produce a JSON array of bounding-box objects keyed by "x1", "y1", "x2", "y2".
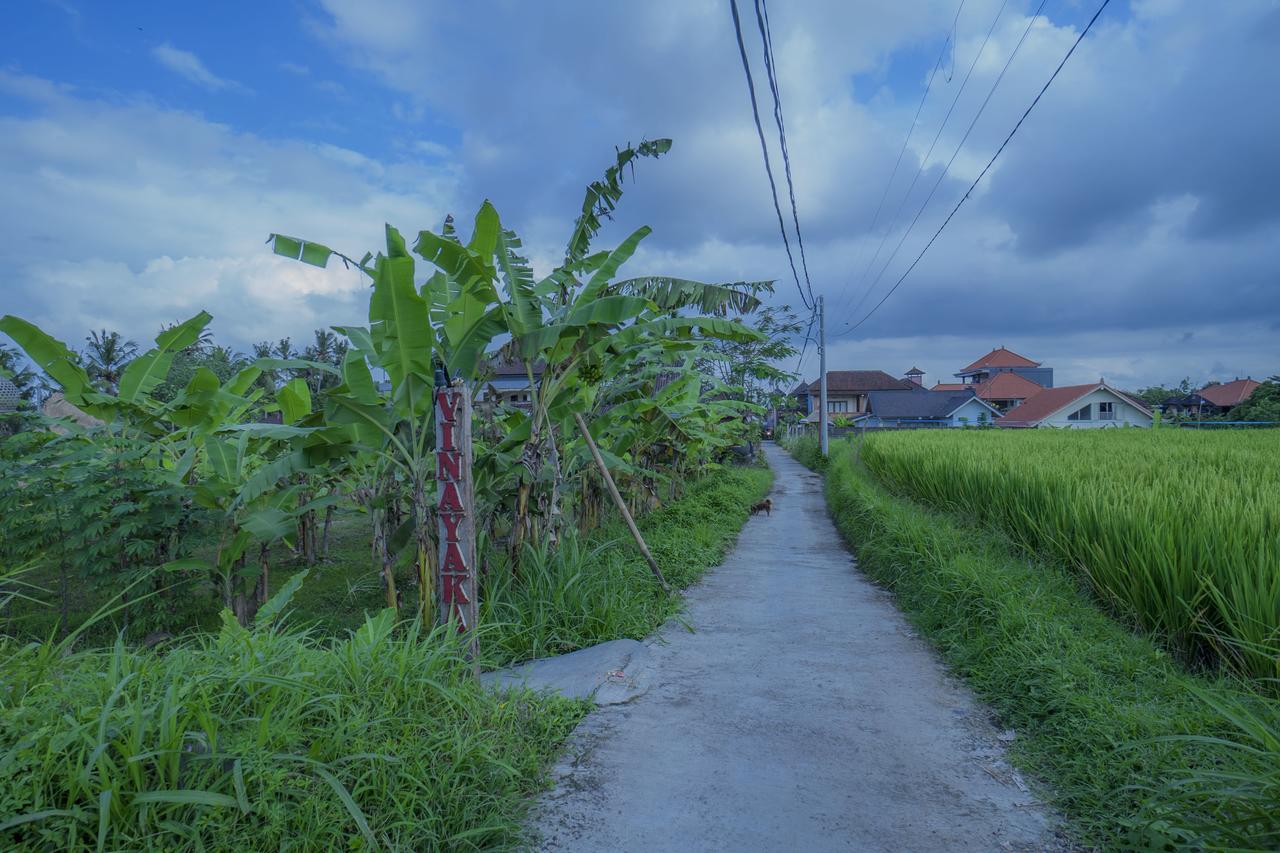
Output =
[
  {"x1": 1098, "y1": 401, "x2": 1115, "y2": 420},
  {"x1": 1067, "y1": 404, "x2": 1092, "y2": 421},
  {"x1": 828, "y1": 400, "x2": 849, "y2": 413}
]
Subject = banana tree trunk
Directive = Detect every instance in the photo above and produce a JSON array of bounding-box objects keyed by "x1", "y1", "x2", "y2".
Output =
[
  {"x1": 320, "y1": 502, "x2": 335, "y2": 558},
  {"x1": 573, "y1": 412, "x2": 670, "y2": 593}
]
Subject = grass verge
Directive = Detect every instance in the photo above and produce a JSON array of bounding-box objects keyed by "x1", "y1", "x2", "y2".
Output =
[
  {"x1": 482, "y1": 462, "x2": 773, "y2": 666},
  {"x1": 784, "y1": 436, "x2": 1278, "y2": 851}
]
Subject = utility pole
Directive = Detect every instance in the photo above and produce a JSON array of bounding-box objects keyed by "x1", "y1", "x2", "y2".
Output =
[{"x1": 818, "y1": 295, "x2": 829, "y2": 457}]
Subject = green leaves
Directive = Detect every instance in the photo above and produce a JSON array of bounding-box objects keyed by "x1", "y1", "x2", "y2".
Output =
[
  {"x1": 118, "y1": 312, "x2": 214, "y2": 405},
  {"x1": 268, "y1": 234, "x2": 335, "y2": 268},
  {"x1": 277, "y1": 378, "x2": 312, "y2": 424},
  {"x1": 255, "y1": 569, "x2": 309, "y2": 627},
  {"x1": 369, "y1": 251, "x2": 432, "y2": 396},
  {"x1": 0, "y1": 315, "x2": 93, "y2": 403},
  {"x1": 564, "y1": 139, "x2": 672, "y2": 267}
]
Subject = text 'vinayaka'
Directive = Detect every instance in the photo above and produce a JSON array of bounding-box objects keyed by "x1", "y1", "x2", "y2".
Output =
[{"x1": 436, "y1": 384, "x2": 475, "y2": 633}]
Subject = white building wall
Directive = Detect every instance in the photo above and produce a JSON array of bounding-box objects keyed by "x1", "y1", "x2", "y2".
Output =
[
  {"x1": 948, "y1": 398, "x2": 1000, "y2": 426},
  {"x1": 1038, "y1": 388, "x2": 1152, "y2": 428}
]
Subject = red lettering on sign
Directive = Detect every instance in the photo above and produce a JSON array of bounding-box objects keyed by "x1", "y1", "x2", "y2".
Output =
[
  {"x1": 442, "y1": 540, "x2": 467, "y2": 574},
  {"x1": 440, "y1": 481, "x2": 463, "y2": 513},
  {"x1": 440, "y1": 512, "x2": 463, "y2": 542},
  {"x1": 442, "y1": 572, "x2": 471, "y2": 605},
  {"x1": 439, "y1": 420, "x2": 456, "y2": 451},
  {"x1": 448, "y1": 601, "x2": 470, "y2": 629},
  {"x1": 436, "y1": 388, "x2": 462, "y2": 422},
  {"x1": 437, "y1": 450, "x2": 461, "y2": 482}
]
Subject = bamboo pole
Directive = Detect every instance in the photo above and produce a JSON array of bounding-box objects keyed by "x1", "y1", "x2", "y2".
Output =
[{"x1": 573, "y1": 412, "x2": 671, "y2": 593}]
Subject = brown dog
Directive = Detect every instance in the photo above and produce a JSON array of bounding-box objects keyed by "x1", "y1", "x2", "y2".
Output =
[{"x1": 749, "y1": 498, "x2": 772, "y2": 517}]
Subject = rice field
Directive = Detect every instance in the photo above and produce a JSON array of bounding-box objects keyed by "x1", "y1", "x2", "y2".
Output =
[{"x1": 857, "y1": 429, "x2": 1280, "y2": 683}]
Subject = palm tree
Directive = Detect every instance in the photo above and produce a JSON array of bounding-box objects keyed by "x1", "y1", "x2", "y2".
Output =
[
  {"x1": 83, "y1": 330, "x2": 138, "y2": 394},
  {"x1": 303, "y1": 329, "x2": 346, "y2": 395}
]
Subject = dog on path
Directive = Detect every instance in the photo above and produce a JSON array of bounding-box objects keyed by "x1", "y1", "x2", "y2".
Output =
[{"x1": 749, "y1": 498, "x2": 773, "y2": 517}]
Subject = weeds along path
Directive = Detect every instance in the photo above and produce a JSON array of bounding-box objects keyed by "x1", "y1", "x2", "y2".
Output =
[{"x1": 532, "y1": 444, "x2": 1062, "y2": 851}]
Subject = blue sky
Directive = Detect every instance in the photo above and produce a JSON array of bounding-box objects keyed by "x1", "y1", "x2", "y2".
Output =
[{"x1": 2, "y1": 0, "x2": 1276, "y2": 389}]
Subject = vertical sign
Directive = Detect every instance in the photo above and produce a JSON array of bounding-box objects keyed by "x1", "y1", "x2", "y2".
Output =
[{"x1": 436, "y1": 378, "x2": 478, "y2": 660}]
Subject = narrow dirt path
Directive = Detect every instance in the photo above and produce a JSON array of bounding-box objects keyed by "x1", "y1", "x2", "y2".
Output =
[{"x1": 532, "y1": 444, "x2": 1060, "y2": 851}]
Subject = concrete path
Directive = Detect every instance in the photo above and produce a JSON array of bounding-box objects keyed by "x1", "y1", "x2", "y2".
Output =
[{"x1": 531, "y1": 444, "x2": 1061, "y2": 852}]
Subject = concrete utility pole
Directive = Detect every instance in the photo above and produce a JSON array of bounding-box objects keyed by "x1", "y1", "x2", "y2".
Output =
[{"x1": 818, "y1": 295, "x2": 829, "y2": 457}]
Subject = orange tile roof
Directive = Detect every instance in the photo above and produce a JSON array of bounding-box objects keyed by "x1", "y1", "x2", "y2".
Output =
[
  {"x1": 1197, "y1": 378, "x2": 1260, "y2": 408},
  {"x1": 998, "y1": 383, "x2": 1099, "y2": 425},
  {"x1": 960, "y1": 347, "x2": 1040, "y2": 373},
  {"x1": 973, "y1": 371, "x2": 1044, "y2": 400},
  {"x1": 931, "y1": 382, "x2": 966, "y2": 392},
  {"x1": 998, "y1": 382, "x2": 1151, "y2": 426}
]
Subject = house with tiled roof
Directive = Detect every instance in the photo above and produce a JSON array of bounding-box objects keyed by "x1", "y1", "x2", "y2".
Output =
[
  {"x1": 799, "y1": 370, "x2": 916, "y2": 422},
  {"x1": 954, "y1": 346, "x2": 1054, "y2": 389},
  {"x1": 928, "y1": 347, "x2": 1052, "y2": 413},
  {"x1": 1163, "y1": 378, "x2": 1261, "y2": 417},
  {"x1": 998, "y1": 382, "x2": 1152, "y2": 428}
]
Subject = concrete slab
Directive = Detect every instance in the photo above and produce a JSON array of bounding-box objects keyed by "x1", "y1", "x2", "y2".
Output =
[
  {"x1": 481, "y1": 638, "x2": 653, "y2": 705},
  {"x1": 530, "y1": 444, "x2": 1066, "y2": 852}
]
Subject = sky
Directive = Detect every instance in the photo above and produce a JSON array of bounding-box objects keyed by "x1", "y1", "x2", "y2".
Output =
[{"x1": 1, "y1": 0, "x2": 1277, "y2": 390}]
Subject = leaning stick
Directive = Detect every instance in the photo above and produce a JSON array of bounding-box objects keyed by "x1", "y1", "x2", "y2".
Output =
[{"x1": 573, "y1": 412, "x2": 672, "y2": 593}]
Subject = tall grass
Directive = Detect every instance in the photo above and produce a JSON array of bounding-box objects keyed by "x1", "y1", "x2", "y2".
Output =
[
  {"x1": 0, "y1": 465, "x2": 772, "y2": 851},
  {"x1": 810, "y1": 444, "x2": 1279, "y2": 850},
  {"x1": 482, "y1": 464, "x2": 773, "y2": 666},
  {"x1": 858, "y1": 429, "x2": 1280, "y2": 682},
  {"x1": 0, "y1": 609, "x2": 583, "y2": 851}
]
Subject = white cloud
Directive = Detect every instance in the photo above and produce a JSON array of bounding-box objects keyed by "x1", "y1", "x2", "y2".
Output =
[
  {"x1": 152, "y1": 43, "x2": 242, "y2": 92},
  {"x1": 0, "y1": 71, "x2": 460, "y2": 353}
]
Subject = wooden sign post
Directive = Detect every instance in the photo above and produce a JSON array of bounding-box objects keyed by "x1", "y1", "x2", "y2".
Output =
[{"x1": 435, "y1": 377, "x2": 478, "y2": 664}]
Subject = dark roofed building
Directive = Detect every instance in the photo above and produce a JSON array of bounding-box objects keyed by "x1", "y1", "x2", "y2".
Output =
[
  {"x1": 862, "y1": 388, "x2": 1002, "y2": 428},
  {"x1": 800, "y1": 370, "x2": 916, "y2": 422}
]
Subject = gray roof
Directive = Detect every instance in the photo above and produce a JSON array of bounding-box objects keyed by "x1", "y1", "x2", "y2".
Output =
[
  {"x1": 866, "y1": 388, "x2": 992, "y2": 420},
  {"x1": 805, "y1": 370, "x2": 915, "y2": 394}
]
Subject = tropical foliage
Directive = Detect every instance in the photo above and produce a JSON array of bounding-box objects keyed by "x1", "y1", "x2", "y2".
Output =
[{"x1": 0, "y1": 141, "x2": 782, "y2": 636}]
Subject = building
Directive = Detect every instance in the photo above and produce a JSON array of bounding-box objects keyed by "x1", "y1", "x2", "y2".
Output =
[
  {"x1": 800, "y1": 370, "x2": 917, "y2": 422},
  {"x1": 1162, "y1": 377, "x2": 1260, "y2": 417},
  {"x1": 478, "y1": 358, "x2": 544, "y2": 409},
  {"x1": 951, "y1": 347, "x2": 1053, "y2": 389},
  {"x1": 998, "y1": 382, "x2": 1152, "y2": 428},
  {"x1": 903, "y1": 366, "x2": 926, "y2": 387},
  {"x1": 860, "y1": 388, "x2": 1002, "y2": 428},
  {"x1": 931, "y1": 347, "x2": 1052, "y2": 413}
]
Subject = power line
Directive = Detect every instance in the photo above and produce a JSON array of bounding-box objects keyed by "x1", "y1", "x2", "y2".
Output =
[
  {"x1": 832, "y1": 0, "x2": 967, "y2": 321},
  {"x1": 839, "y1": 0, "x2": 1011, "y2": 321},
  {"x1": 791, "y1": 306, "x2": 817, "y2": 379},
  {"x1": 729, "y1": 0, "x2": 813, "y2": 309},
  {"x1": 846, "y1": 0, "x2": 1049, "y2": 323},
  {"x1": 838, "y1": 0, "x2": 1113, "y2": 338},
  {"x1": 755, "y1": 0, "x2": 816, "y2": 308}
]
